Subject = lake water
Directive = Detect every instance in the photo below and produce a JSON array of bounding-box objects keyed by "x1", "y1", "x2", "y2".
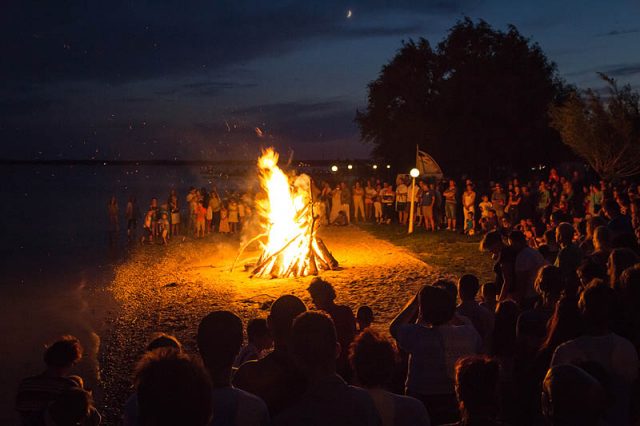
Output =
[{"x1": 0, "y1": 163, "x2": 252, "y2": 422}]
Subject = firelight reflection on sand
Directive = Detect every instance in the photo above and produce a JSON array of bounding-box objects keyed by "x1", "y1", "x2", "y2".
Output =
[{"x1": 252, "y1": 148, "x2": 338, "y2": 278}]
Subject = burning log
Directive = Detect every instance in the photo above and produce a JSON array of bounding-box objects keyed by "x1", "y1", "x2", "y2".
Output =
[{"x1": 248, "y1": 148, "x2": 339, "y2": 279}]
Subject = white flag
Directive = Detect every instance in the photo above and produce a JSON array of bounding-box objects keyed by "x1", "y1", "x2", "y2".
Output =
[{"x1": 416, "y1": 149, "x2": 444, "y2": 178}]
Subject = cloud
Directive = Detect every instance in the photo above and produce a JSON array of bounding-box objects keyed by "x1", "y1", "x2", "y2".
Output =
[
  {"x1": 605, "y1": 64, "x2": 640, "y2": 77},
  {"x1": 0, "y1": 1, "x2": 470, "y2": 86},
  {"x1": 597, "y1": 28, "x2": 640, "y2": 37}
]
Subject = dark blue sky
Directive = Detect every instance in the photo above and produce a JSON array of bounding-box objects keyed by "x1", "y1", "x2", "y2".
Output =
[{"x1": 1, "y1": 0, "x2": 639, "y2": 161}]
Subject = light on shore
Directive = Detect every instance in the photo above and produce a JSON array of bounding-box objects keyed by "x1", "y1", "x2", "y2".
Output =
[{"x1": 331, "y1": 165, "x2": 338, "y2": 172}]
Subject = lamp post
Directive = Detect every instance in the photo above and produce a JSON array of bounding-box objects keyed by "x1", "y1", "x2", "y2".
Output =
[{"x1": 408, "y1": 168, "x2": 420, "y2": 234}]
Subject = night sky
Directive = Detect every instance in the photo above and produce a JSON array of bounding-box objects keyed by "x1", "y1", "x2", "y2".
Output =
[{"x1": 2, "y1": 1, "x2": 639, "y2": 161}]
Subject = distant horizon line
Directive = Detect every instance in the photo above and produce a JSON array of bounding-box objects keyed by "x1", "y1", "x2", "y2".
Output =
[{"x1": 0, "y1": 158, "x2": 371, "y2": 166}]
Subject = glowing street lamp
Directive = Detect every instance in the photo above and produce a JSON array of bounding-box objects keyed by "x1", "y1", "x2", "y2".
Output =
[
  {"x1": 347, "y1": 164, "x2": 353, "y2": 170},
  {"x1": 386, "y1": 164, "x2": 391, "y2": 169},
  {"x1": 408, "y1": 167, "x2": 420, "y2": 234},
  {"x1": 372, "y1": 164, "x2": 378, "y2": 170},
  {"x1": 331, "y1": 165, "x2": 338, "y2": 172}
]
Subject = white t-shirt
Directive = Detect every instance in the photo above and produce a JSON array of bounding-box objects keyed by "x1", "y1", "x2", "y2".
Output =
[{"x1": 396, "y1": 184, "x2": 408, "y2": 203}]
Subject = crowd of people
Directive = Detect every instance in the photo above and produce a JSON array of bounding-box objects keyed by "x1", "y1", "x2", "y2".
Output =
[
  {"x1": 107, "y1": 187, "x2": 255, "y2": 245},
  {"x1": 46, "y1": 166, "x2": 638, "y2": 425}
]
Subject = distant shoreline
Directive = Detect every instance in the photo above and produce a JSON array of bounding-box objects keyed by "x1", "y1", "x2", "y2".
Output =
[{"x1": 0, "y1": 158, "x2": 368, "y2": 166}]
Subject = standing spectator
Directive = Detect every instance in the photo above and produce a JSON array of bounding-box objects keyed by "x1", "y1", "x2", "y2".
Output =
[
  {"x1": 390, "y1": 285, "x2": 480, "y2": 424},
  {"x1": 209, "y1": 189, "x2": 222, "y2": 233},
  {"x1": 134, "y1": 349, "x2": 212, "y2": 426},
  {"x1": 419, "y1": 182, "x2": 436, "y2": 232},
  {"x1": 536, "y1": 181, "x2": 551, "y2": 221},
  {"x1": 462, "y1": 184, "x2": 476, "y2": 229},
  {"x1": 380, "y1": 183, "x2": 395, "y2": 224},
  {"x1": 307, "y1": 278, "x2": 357, "y2": 382},
  {"x1": 480, "y1": 231, "x2": 517, "y2": 303},
  {"x1": 480, "y1": 282, "x2": 497, "y2": 313},
  {"x1": 228, "y1": 199, "x2": 239, "y2": 233},
  {"x1": 456, "y1": 274, "x2": 495, "y2": 352},
  {"x1": 607, "y1": 248, "x2": 639, "y2": 291},
  {"x1": 444, "y1": 180, "x2": 458, "y2": 231},
  {"x1": 433, "y1": 183, "x2": 443, "y2": 230},
  {"x1": 275, "y1": 312, "x2": 381, "y2": 426},
  {"x1": 541, "y1": 365, "x2": 607, "y2": 426},
  {"x1": 197, "y1": 311, "x2": 270, "y2": 426},
  {"x1": 365, "y1": 181, "x2": 376, "y2": 221},
  {"x1": 509, "y1": 231, "x2": 547, "y2": 307},
  {"x1": 234, "y1": 318, "x2": 273, "y2": 368},
  {"x1": 554, "y1": 223, "x2": 583, "y2": 294},
  {"x1": 126, "y1": 195, "x2": 140, "y2": 241},
  {"x1": 340, "y1": 182, "x2": 352, "y2": 225},
  {"x1": 603, "y1": 198, "x2": 634, "y2": 242},
  {"x1": 396, "y1": 178, "x2": 409, "y2": 225},
  {"x1": 195, "y1": 202, "x2": 207, "y2": 238},
  {"x1": 551, "y1": 281, "x2": 638, "y2": 425},
  {"x1": 373, "y1": 184, "x2": 383, "y2": 224},
  {"x1": 349, "y1": 329, "x2": 431, "y2": 426},
  {"x1": 353, "y1": 182, "x2": 366, "y2": 223},
  {"x1": 444, "y1": 356, "x2": 503, "y2": 426},
  {"x1": 491, "y1": 184, "x2": 507, "y2": 220},
  {"x1": 233, "y1": 295, "x2": 307, "y2": 417}
]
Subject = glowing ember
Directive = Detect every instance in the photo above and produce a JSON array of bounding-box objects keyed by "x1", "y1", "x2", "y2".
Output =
[{"x1": 250, "y1": 148, "x2": 338, "y2": 278}]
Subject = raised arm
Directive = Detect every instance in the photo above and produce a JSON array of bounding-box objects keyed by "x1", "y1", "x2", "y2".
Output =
[{"x1": 390, "y1": 292, "x2": 419, "y2": 339}]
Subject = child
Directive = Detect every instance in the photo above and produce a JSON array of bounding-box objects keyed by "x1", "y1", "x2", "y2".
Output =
[
  {"x1": 233, "y1": 318, "x2": 273, "y2": 368},
  {"x1": 480, "y1": 282, "x2": 497, "y2": 313},
  {"x1": 205, "y1": 202, "x2": 213, "y2": 234},
  {"x1": 218, "y1": 205, "x2": 230, "y2": 234},
  {"x1": 464, "y1": 211, "x2": 475, "y2": 235},
  {"x1": 141, "y1": 208, "x2": 154, "y2": 244},
  {"x1": 356, "y1": 306, "x2": 374, "y2": 332},
  {"x1": 158, "y1": 212, "x2": 169, "y2": 244},
  {"x1": 479, "y1": 195, "x2": 493, "y2": 219},
  {"x1": 228, "y1": 199, "x2": 239, "y2": 233},
  {"x1": 195, "y1": 202, "x2": 206, "y2": 238}
]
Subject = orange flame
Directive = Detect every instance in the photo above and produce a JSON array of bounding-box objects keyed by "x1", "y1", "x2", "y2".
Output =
[{"x1": 253, "y1": 148, "x2": 337, "y2": 278}]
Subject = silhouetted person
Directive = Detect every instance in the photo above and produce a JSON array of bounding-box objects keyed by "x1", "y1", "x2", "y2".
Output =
[
  {"x1": 45, "y1": 387, "x2": 99, "y2": 426},
  {"x1": 390, "y1": 285, "x2": 480, "y2": 424},
  {"x1": 307, "y1": 277, "x2": 357, "y2": 381},
  {"x1": 479, "y1": 282, "x2": 497, "y2": 313},
  {"x1": 509, "y1": 230, "x2": 546, "y2": 307},
  {"x1": 234, "y1": 318, "x2": 273, "y2": 368},
  {"x1": 197, "y1": 311, "x2": 269, "y2": 426},
  {"x1": 134, "y1": 349, "x2": 212, "y2": 426},
  {"x1": 456, "y1": 274, "x2": 495, "y2": 352},
  {"x1": 541, "y1": 364, "x2": 606, "y2": 426},
  {"x1": 233, "y1": 295, "x2": 307, "y2": 417},
  {"x1": 480, "y1": 231, "x2": 516, "y2": 303},
  {"x1": 607, "y1": 248, "x2": 639, "y2": 291},
  {"x1": 603, "y1": 198, "x2": 633, "y2": 242},
  {"x1": 551, "y1": 281, "x2": 638, "y2": 424},
  {"x1": 275, "y1": 311, "x2": 380, "y2": 425},
  {"x1": 16, "y1": 335, "x2": 100, "y2": 425},
  {"x1": 124, "y1": 333, "x2": 183, "y2": 426},
  {"x1": 356, "y1": 306, "x2": 375, "y2": 332},
  {"x1": 349, "y1": 329, "x2": 430, "y2": 426},
  {"x1": 441, "y1": 355, "x2": 504, "y2": 426}
]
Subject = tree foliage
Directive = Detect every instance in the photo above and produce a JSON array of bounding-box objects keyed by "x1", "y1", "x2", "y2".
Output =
[
  {"x1": 550, "y1": 74, "x2": 640, "y2": 181},
  {"x1": 355, "y1": 18, "x2": 572, "y2": 177}
]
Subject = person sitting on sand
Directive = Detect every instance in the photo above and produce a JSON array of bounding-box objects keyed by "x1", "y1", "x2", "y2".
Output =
[
  {"x1": 356, "y1": 306, "x2": 374, "y2": 332},
  {"x1": 233, "y1": 295, "x2": 307, "y2": 417},
  {"x1": 349, "y1": 329, "x2": 431, "y2": 426},
  {"x1": 234, "y1": 318, "x2": 273, "y2": 368},
  {"x1": 198, "y1": 311, "x2": 270, "y2": 426},
  {"x1": 16, "y1": 335, "x2": 101, "y2": 425}
]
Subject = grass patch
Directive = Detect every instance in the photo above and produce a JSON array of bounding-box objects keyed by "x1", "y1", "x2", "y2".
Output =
[{"x1": 358, "y1": 223, "x2": 494, "y2": 283}]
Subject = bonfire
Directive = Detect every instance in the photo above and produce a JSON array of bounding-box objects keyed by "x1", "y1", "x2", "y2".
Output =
[{"x1": 240, "y1": 148, "x2": 338, "y2": 278}]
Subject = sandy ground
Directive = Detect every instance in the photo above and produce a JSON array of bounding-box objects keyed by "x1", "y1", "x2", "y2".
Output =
[{"x1": 98, "y1": 225, "x2": 440, "y2": 423}]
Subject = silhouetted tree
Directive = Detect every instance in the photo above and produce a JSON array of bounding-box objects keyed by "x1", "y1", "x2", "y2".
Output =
[
  {"x1": 550, "y1": 74, "x2": 640, "y2": 182},
  {"x1": 356, "y1": 18, "x2": 572, "y2": 177}
]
